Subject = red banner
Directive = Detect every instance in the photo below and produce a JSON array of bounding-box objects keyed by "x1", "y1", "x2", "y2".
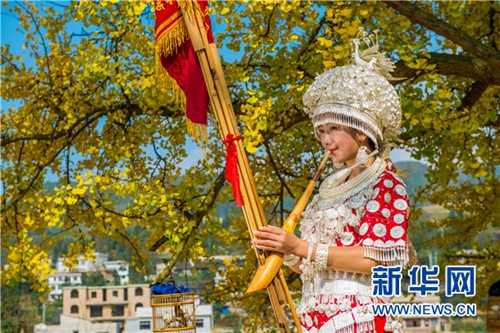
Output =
[
  {"x1": 223, "y1": 134, "x2": 244, "y2": 206},
  {"x1": 154, "y1": 0, "x2": 214, "y2": 139}
]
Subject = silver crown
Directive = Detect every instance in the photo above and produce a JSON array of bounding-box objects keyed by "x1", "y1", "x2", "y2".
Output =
[{"x1": 302, "y1": 29, "x2": 402, "y2": 149}]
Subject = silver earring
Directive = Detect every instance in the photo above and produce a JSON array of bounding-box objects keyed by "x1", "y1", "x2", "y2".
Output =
[{"x1": 355, "y1": 146, "x2": 369, "y2": 167}]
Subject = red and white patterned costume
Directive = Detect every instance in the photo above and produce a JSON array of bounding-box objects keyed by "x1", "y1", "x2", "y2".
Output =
[
  {"x1": 295, "y1": 27, "x2": 410, "y2": 333},
  {"x1": 296, "y1": 160, "x2": 409, "y2": 333}
]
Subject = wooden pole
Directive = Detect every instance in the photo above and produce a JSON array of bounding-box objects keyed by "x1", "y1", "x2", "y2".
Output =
[{"x1": 178, "y1": 3, "x2": 302, "y2": 332}]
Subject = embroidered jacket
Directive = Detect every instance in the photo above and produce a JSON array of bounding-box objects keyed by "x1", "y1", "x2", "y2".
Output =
[{"x1": 297, "y1": 166, "x2": 409, "y2": 333}]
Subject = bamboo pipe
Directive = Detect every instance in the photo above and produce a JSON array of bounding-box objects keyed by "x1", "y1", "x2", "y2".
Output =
[
  {"x1": 184, "y1": 4, "x2": 270, "y2": 269},
  {"x1": 188, "y1": 4, "x2": 267, "y2": 236},
  {"x1": 247, "y1": 151, "x2": 331, "y2": 293},
  {"x1": 181, "y1": 5, "x2": 263, "y2": 236},
  {"x1": 178, "y1": 4, "x2": 299, "y2": 332}
]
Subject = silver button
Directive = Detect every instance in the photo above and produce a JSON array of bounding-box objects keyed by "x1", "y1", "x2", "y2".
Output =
[
  {"x1": 395, "y1": 184, "x2": 407, "y2": 196},
  {"x1": 395, "y1": 239, "x2": 406, "y2": 246},
  {"x1": 394, "y1": 199, "x2": 408, "y2": 211},
  {"x1": 394, "y1": 214, "x2": 405, "y2": 224},
  {"x1": 366, "y1": 200, "x2": 380, "y2": 213},
  {"x1": 363, "y1": 238, "x2": 374, "y2": 246},
  {"x1": 373, "y1": 223, "x2": 387, "y2": 237},
  {"x1": 390, "y1": 226, "x2": 405, "y2": 239},
  {"x1": 341, "y1": 232, "x2": 354, "y2": 245},
  {"x1": 359, "y1": 223, "x2": 369, "y2": 236}
]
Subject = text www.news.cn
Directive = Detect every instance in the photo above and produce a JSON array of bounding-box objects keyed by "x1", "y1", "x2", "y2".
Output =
[{"x1": 372, "y1": 303, "x2": 476, "y2": 317}]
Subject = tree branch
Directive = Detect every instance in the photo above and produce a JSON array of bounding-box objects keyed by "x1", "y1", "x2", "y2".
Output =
[
  {"x1": 2, "y1": 109, "x2": 108, "y2": 146},
  {"x1": 20, "y1": 2, "x2": 55, "y2": 88},
  {"x1": 385, "y1": 1, "x2": 500, "y2": 68},
  {"x1": 392, "y1": 53, "x2": 500, "y2": 85},
  {"x1": 115, "y1": 228, "x2": 150, "y2": 276},
  {"x1": 152, "y1": 170, "x2": 227, "y2": 284},
  {"x1": 263, "y1": 141, "x2": 295, "y2": 200},
  {"x1": 460, "y1": 81, "x2": 490, "y2": 110},
  {"x1": 5, "y1": 140, "x2": 72, "y2": 211},
  {"x1": 1, "y1": 103, "x2": 179, "y2": 146}
]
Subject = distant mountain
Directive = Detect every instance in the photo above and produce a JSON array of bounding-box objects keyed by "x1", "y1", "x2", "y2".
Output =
[
  {"x1": 394, "y1": 161, "x2": 428, "y2": 199},
  {"x1": 43, "y1": 181, "x2": 61, "y2": 192}
]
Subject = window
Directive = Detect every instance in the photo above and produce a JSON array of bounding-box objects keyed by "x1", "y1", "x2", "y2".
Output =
[
  {"x1": 406, "y1": 319, "x2": 420, "y2": 327},
  {"x1": 70, "y1": 305, "x2": 79, "y2": 314},
  {"x1": 196, "y1": 319, "x2": 204, "y2": 328},
  {"x1": 70, "y1": 289, "x2": 79, "y2": 298},
  {"x1": 91, "y1": 291, "x2": 97, "y2": 298},
  {"x1": 113, "y1": 290, "x2": 118, "y2": 297},
  {"x1": 135, "y1": 303, "x2": 143, "y2": 312},
  {"x1": 139, "y1": 321, "x2": 151, "y2": 330},
  {"x1": 103, "y1": 289, "x2": 107, "y2": 302},
  {"x1": 112, "y1": 305, "x2": 124, "y2": 317},
  {"x1": 135, "y1": 287, "x2": 143, "y2": 296},
  {"x1": 90, "y1": 306, "x2": 102, "y2": 318}
]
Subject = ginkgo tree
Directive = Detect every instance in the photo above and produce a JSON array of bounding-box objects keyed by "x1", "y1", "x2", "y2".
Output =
[{"x1": 1, "y1": 0, "x2": 498, "y2": 330}]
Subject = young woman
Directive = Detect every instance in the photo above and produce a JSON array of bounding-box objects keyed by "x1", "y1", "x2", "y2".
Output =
[{"x1": 253, "y1": 32, "x2": 409, "y2": 333}]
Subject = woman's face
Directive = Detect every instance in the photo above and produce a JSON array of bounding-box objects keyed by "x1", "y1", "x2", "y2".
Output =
[{"x1": 317, "y1": 123, "x2": 361, "y2": 166}]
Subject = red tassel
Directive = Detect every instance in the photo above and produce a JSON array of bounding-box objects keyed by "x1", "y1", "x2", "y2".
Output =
[{"x1": 222, "y1": 134, "x2": 244, "y2": 207}]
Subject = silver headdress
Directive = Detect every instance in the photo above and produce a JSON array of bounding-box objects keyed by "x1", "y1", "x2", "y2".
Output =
[{"x1": 303, "y1": 28, "x2": 402, "y2": 152}]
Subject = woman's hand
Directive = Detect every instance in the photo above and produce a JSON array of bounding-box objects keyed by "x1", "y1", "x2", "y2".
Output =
[{"x1": 252, "y1": 225, "x2": 307, "y2": 257}]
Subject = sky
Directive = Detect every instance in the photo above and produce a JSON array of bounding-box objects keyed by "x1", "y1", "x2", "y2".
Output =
[{"x1": 1, "y1": 1, "x2": 421, "y2": 183}]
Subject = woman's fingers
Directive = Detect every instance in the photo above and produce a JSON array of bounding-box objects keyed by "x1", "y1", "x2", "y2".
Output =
[
  {"x1": 253, "y1": 238, "x2": 278, "y2": 247},
  {"x1": 253, "y1": 225, "x2": 286, "y2": 239},
  {"x1": 252, "y1": 226, "x2": 298, "y2": 254},
  {"x1": 258, "y1": 225, "x2": 283, "y2": 234},
  {"x1": 256, "y1": 245, "x2": 279, "y2": 252},
  {"x1": 253, "y1": 229, "x2": 282, "y2": 241},
  {"x1": 252, "y1": 238, "x2": 284, "y2": 253}
]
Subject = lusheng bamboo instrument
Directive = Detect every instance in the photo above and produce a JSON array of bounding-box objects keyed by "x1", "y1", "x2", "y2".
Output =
[
  {"x1": 178, "y1": 3, "x2": 302, "y2": 332},
  {"x1": 247, "y1": 151, "x2": 331, "y2": 293}
]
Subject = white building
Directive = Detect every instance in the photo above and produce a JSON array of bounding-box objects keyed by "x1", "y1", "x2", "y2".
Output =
[
  {"x1": 55, "y1": 252, "x2": 109, "y2": 272},
  {"x1": 104, "y1": 260, "x2": 129, "y2": 285},
  {"x1": 393, "y1": 294, "x2": 451, "y2": 332},
  {"x1": 125, "y1": 307, "x2": 154, "y2": 333},
  {"x1": 49, "y1": 253, "x2": 130, "y2": 299},
  {"x1": 194, "y1": 302, "x2": 213, "y2": 333},
  {"x1": 48, "y1": 272, "x2": 82, "y2": 301}
]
